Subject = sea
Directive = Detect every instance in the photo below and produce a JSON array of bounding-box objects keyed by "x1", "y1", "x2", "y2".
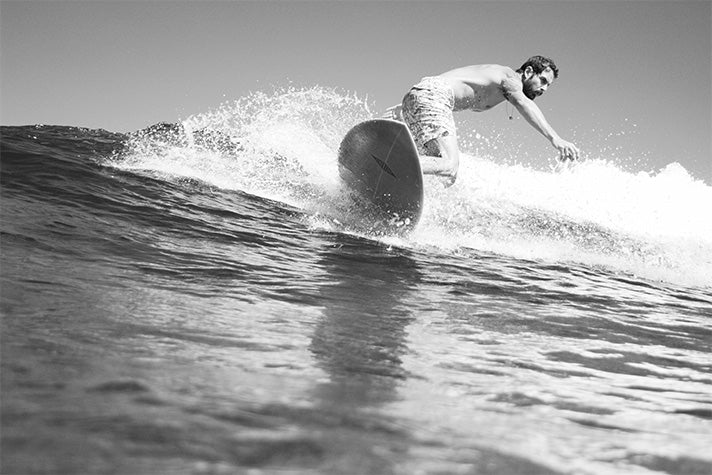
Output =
[{"x1": 2, "y1": 87, "x2": 711, "y2": 475}]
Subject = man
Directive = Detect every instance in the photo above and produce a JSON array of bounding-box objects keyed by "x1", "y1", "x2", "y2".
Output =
[{"x1": 385, "y1": 56, "x2": 580, "y2": 185}]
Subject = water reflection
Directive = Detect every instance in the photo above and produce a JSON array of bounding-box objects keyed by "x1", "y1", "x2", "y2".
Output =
[{"x1": 310, "y1": 235, "x2": 422, "y2": 408}]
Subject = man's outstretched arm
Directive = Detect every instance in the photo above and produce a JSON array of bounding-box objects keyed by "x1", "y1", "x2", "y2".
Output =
[{"x1": 502, "y1": 73, "x2": 580, "y2": 161}]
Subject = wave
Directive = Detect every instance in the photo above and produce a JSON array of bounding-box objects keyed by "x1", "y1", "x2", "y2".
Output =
[
  {"x1": 417, "y1": 158, "x2": 712, "y2": 287},
  {"x1": 110, "y1": 86, "x2": 712, "y2": 288}
]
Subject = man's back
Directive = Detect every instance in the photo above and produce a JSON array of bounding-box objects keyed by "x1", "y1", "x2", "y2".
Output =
[{"x1": 438, "y1": 64, "x2": 513, "y2": 112}]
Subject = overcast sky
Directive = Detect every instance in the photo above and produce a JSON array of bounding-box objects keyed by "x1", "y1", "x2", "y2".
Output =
[{"x1": 1, "y1": 1, "x2": 710, "y2": 182}]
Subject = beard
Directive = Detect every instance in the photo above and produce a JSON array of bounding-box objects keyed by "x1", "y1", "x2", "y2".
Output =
[{"x1": 522, "y1": 82, "x2": 538, "y2": 100}]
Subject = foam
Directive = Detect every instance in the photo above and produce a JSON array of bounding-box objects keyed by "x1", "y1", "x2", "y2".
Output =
[{"x1": 114, "y1": 87, "x2": 712, "y2": 288}]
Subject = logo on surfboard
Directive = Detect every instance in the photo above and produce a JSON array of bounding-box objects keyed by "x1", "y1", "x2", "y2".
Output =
[{"x1": 371, "y1": 154, "x2": 397, "y2": 178}]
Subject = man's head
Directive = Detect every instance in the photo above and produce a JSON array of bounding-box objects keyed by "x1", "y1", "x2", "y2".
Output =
[{"x1": 517, "y1": 56, "x2": 559, "y2": 100}]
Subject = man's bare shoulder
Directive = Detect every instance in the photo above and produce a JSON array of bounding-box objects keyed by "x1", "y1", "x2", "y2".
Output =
[
  {"x1": 441, "y1": 64, "x2": 515, "y2": 84},
  {"x1": 500, "y1": 67, "x2": 523, "y2": 99},
  {"x1": 498, "y1": 65, "x2": 518, "y2": 79}
]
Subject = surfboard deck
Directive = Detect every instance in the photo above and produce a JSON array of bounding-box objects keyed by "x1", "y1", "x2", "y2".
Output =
[{"x1": 337, "y1": 119, "x2": 423, "y2": 234}]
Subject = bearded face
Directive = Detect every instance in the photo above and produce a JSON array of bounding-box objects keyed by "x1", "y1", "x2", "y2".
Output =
[{"x1": 522, "y1": 67, "x2": 555, "y2": 100}]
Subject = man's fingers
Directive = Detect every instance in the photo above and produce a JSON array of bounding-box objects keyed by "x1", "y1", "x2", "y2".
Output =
[{"x1": 556, "y1": 143, "x2": 580, "y2": 162}]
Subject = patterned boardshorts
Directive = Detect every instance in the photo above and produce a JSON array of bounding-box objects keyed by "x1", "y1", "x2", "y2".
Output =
[{"x1": 401, "y1": 76, "x2": 456, "y2": 156}]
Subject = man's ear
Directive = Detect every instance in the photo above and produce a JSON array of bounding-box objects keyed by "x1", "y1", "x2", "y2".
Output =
[{"x1": 523, "y1": 65, "x2": 534, "y2": 78}]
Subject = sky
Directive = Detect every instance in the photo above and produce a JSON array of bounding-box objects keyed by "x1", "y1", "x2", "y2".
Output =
[{"x1": 1, "y1": 0, "x2": 710, "y2": 182}]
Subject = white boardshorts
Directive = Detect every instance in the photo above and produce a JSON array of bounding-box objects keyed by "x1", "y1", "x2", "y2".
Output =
[{"x1": 401, "y1": 76, "x2": 456, "y2": 156}]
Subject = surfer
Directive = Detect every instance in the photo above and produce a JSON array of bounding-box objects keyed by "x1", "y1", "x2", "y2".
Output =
[{"x1": 385, "y1": 56, "x2": 580, "y2": 185}]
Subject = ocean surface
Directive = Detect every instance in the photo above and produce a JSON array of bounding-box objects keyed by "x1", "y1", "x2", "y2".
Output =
[{"x1": 2, "y1": 88, "x2": 711, "y2": 475}]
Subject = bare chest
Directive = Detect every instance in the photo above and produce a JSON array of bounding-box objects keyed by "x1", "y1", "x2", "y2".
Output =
[{"x1": 452, "y1": 82, "x2": 506, "y2": 112}]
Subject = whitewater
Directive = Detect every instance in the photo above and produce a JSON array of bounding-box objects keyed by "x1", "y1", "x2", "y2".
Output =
[
  {"x1": 2, "y1": 87, "x2": 711, "y2": 475},
  {"x1": 119, "y1": 87, "x2": 712, "y2": 288}
]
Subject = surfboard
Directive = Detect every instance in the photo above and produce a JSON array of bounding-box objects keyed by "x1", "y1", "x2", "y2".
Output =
[{"x1": 337, "y1": 119, "x2": 423, "y2": 234}]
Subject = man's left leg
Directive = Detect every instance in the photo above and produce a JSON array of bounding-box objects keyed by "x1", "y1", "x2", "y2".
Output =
[{"x1": 419, "y1": 133, "x2": 460, "y2": 186}]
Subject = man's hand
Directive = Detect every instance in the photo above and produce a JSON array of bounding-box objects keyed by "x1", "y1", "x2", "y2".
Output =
[{"x1": 551, "y1": 137, "x2": 580, "y2": 161}]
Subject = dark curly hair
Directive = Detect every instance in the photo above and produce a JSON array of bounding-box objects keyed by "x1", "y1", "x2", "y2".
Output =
[{"x1": 516, "y1": 55, "x2": 559, "y2": 79}]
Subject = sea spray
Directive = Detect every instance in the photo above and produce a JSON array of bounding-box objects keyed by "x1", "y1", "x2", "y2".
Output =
[
  {"x1": 416, "y1": 156, "x2": 712, "y2": 287},
  {"x1": 117, "y1": 86, "x2": 371, "y2": 209},
  {"x1": 113, "y1": 87, "x2": 712, "y2": 287}
]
